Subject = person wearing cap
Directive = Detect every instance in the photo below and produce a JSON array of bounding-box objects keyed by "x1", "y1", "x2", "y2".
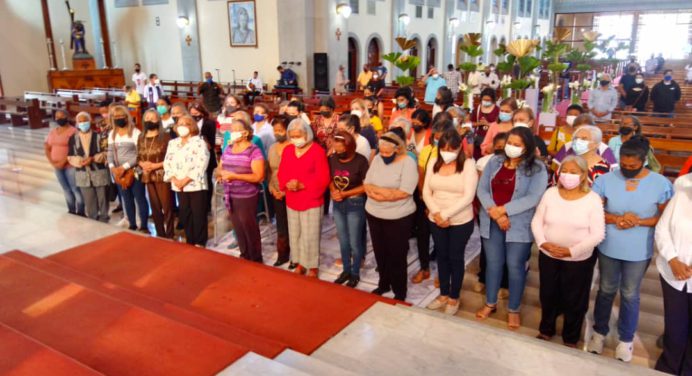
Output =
[{"x1": 364, "y1": 128, "x2": 418, "y2": 301}]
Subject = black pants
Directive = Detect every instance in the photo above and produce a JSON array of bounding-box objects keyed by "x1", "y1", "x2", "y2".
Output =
[
  {"x1": 413, "y1": 191, "x2": 431, "y2": 270},
  {"x1": 244, "y1": 90, "x2": 261, "y2": 105},
  {"x1": 367, "y1": 212, "x2": 415, "y2": 301},
  {"x1": 430, "y1": 220, "x2": 474, "y2": 299},
  {"x1": 538, "y1": 251, "x2": 597, "y2": 344},
  {"x1": 229, "y1": 194, "x2": 263, "y2": 263},
  {"x1": 655, "y1": 277, "x2": 692, "y2": 375},
  {"x1": 272, "y1": 196, "x2": 291, "y2": 262},
  {"x1": 178, "y1": 190, "x2": 208, "y2": 246}
]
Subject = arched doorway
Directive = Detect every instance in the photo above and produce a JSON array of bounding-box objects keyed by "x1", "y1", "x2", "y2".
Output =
[
  {"x1": 409, "y1": 38, "x2": 421, "y2": 78},
  {"x1": 348, "y1": 37, "x2": 359, "y2": 89},
  {"x1": 455, "y1": 36, "x2": 465, "y2": 67},
  {"x1": 426, "y1": 37, "x2": 438, "y2": 70},
  {"x1": 367, "y1": 38, "x2": 381, "y2": 68}
]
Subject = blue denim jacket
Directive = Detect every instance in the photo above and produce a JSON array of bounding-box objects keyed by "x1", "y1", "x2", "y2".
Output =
[{"x1": 477, "y1": 155, "x2": 548, "y2": 243}]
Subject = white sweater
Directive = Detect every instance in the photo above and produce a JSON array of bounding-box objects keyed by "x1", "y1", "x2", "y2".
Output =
[
  {"x1": 655, "y1": 174, "x2": 692, "y2": 292},
  {"x1": 422, "y1": 158, "x2": 478, "y2": 226}
]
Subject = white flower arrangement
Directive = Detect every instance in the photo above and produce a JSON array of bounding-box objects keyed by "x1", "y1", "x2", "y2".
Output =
[
  {"x1": 582, "y1": 79, "x2": 592, "y2": 89},
  {"x1": 459, "y1": 82, "x2": 469, "y2": 92},
  {"x1": 568, "y1": 81, "x2": 580, "y2": 90},
  {"x1": 500, "y1": 75, "x2": 513, "y2": 87},
  {"x1": 516, "y1": 99, "x2": 528, "y2": 109},
  {"x1": 541, "y1": 83, "x2": 560, "y2": 94}
]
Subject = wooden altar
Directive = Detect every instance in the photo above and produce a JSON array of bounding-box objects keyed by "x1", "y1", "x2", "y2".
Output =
[{"x1": 47, "y1": 68, "x2": 125, "y2": 91}]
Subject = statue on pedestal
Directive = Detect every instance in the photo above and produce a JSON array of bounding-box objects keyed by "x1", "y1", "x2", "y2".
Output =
[{"x1": 65, "y1": 1, "x2": 91, "y2": 59}]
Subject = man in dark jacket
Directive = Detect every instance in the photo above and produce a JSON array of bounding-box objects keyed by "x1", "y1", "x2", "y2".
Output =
[{"x1": 650, "y1": 69, "x2": 681, "y2": 116}]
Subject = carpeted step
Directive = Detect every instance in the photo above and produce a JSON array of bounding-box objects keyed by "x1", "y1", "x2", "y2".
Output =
[
  {"x1": 3, "y1": 250, "x2": 288, "y2": 359},
  {"x1": 0, "y1": 322, "x2": 103, "y2": 376},
  {"x1": 0, "y1": 255, "x2": 246, "y2": 376}
]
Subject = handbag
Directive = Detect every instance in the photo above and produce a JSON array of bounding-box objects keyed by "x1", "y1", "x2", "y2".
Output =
[{"x1": 113, "y1": 141, "x2": 135, "y2": 189}]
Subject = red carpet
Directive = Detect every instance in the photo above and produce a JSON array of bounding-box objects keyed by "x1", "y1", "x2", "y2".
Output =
[
  {"x1": 0, "y1": 256, "x2": 246, "y2": 376},
  {"x1": 47, "y1": 232, "x2": 398, "y2": 354}
]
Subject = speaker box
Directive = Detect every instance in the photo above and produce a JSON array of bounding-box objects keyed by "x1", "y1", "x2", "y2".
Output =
[{"x1": 313, "y1": 53, "x2": 329, "y2": 91}]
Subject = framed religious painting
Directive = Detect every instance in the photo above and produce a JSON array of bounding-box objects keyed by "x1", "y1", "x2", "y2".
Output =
[{"x1": 228, "y1": 0, "x2": 258, "y2": 47}]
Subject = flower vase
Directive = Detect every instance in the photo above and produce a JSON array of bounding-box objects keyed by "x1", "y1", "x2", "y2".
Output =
[
  {"x1": 542, "y1": 92, "x2": 554, "y2": 113},
  {"x1": 571, "y1": 90, "x2": 581, "y2": 105}
]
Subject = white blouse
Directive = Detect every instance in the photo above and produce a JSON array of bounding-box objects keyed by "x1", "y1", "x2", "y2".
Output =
[
  {"x1": 163, "y1": 136, "x2": 210, "y2": 192},
  {"x1": 655, "y1": 174, "x2": 692, "y2": 292}
]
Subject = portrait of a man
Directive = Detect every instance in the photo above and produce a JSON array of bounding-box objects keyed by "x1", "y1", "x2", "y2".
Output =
[{"x1": 228, "y1": 1, "x2": 257, "y2": 47}]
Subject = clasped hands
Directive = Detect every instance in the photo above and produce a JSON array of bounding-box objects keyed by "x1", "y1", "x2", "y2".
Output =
[
  {"x1": 540, "y1": 242, "x2": 572, "y2": 259},
  {"x1": 285, "y1": 179, "x2": 304, "y2": 192},
  {"x1": 668, "y1": 258, "x2": 692, "y2": 281},
  {"x1": 331, "y1": 189, "x2": 345, "y2": 202},
  {"x1": 488, "y1": 206, "x2": 511, "y2": 231},
  {"x1": 431, "y1": 212, "x2": 450, "y2": 228},
  {"x1": 139, "y1": 161, "x2": 160, "y2": 174},
  {"x1": 615, "y1": 212, "x2": 640, "y2": 230}
]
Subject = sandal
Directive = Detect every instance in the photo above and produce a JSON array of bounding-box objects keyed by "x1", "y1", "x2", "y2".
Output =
[
  {"x1": 475, "y1": 304, "x2": 497, "y2": 320},
  {"x1": 507, "y1": 312, "x2": 521, "y2": 330}
]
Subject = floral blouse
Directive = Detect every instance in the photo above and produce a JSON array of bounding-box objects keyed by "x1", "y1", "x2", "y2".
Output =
[
  {"x1": 311, "y1": 113, "x2": 339, "y2": 149},
  {"x1": 163, "y1": 136, "x2": 210, "y2": 192}
]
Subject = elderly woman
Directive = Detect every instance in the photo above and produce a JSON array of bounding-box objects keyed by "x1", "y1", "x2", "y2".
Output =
[
  {"x1": 67, "y1": 111, "x2": 109, "y2": 222},
  {"x1": 552, "y1": 125, "x2": 610, "y2": 186},
  {"x1": 330, "y1": 131, "x2": 369, "y2": 287},
  {"x1": 532, "y1": 155, "x2": 605, "y2": 347},
  {"x1": 423, "y1": 128, "x2": 478, "y2": 315},
  {"x1": 654, "y1": 173, "x2": 692, "y2": 375},
  {"x1": 137, "y1": 108, "x2": 174, "y2": 238},
  {"x1": 277, "y1": 119, "x2": 330, "y2": 277},
  {"x1": 552, "y1": 114, "x2": 617, "y2": 171},
  {"x1": 45, "y1": 109, "x2": 85, "y2": 216},
  {"x1": 608, "y1": 115, "x2": 661, "y2": 172},
  {"x1": 108, "y1": 105, "x2": 149, "y2": 232},
  {"x1": 587, "y1": 137, "x2": 673, "y2": 362},
  {"x1": 364, "y1": 129, "x2": 419, "y2": 301},
  {"x1": 217, "y1": 118, "x2": 265, "y2": 262},
  {"x1": 476, "y1": 127, "x2": 548, "y2": 329},
  {"x1": 267, "y1": 116, "x2": 292, "y2": 267},
  {"x1": 163, "y1": 115, "x2": 210, "y2": 246}
]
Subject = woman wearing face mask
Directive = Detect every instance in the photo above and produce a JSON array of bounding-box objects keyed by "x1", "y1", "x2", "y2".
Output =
[
  {"x1": 267, "y1": 116, "x2": 292, "y2": 267},
  {"x1": 364, "y1": 130, "x2": 419, "y2": 301},
  {"x1": 45, "y1": 109, "x2": 85, "y2": 216},
  {"x1": 586, "y1": 136, "x2": 673, "y2": 362},
  {"x1": 337, "y1": 114, "x2": 371, "y2": 160},
  {"x1": 217, "y1": 119, "x2": 266, "y2": 262},
  {"x1": 67, "y1": 111, "x2": 109, "y2": 222},
  {"x1": 312, "y1": 96, "x2": 340, "y2": 150},
  {"x1": 553, "y1": 126, "x2": 610, "y2": 186},
  {"x1": 532, "y1": 155, "x2": 605, "y2": 347},
  {"x1": 363, "y1": 96, "x2": 384, "y2": 136},
  {"x1": 409, "y1": 108, "x2": 432, "y2": 156},
  {"x1": 169, "y1": 103, "x2": 188, "y2": 138},
  {"x1": 552, "y1": 114, "x2": 617, "y2": 172},
  {"x1": 251, "y1": 103, "x2": 275, "y2": 151},
  {"x1": 607, "y1": 115, "x2": 661, "y2": 173},
  {"x1": 350, "y1": 99, "x2": 378, "y2": 160},
  {"x1": 547, "y1": 104, "x2": 584, "y2": 156},
  {"x1": 471, "y1": 88, "x2": 500, "y2": 160},
  {"x1": 624, "y1": 73, "x2": 649, "y2": 112},
  {"x1": 431, "y1": 85, "x2": 454, "y2": 118},
  {"x1": 481, "y1": 98, "x2": 518, "y2": 155},
  {"x1": 329, "y1": 131, "x2": 370, "y2": 288},
  {"x1": 217, "y1": 95, "x2": 243, "y2": 125},
  {"x1": 163, "y1": 115, "x2": 210, "y2": 246},
  {"x1": 107, "y1": 105, "x2": 148, "y2": 232},
  {"x1": 156, "y1": 97, "x2": 174, "y2": 131},
  {"x1": 137, "y1": 109, "x2": 173, "y2": 238},
  {"x1": 653, "y1": 172, "x2": 692, "y2": 375},
  {"x1": 277, "y1": 119, "x2": 330, "y2": 278},
  {"x1": 511, "y1": 107, "x2": 549, "y2": 158},
  {"x1": 188, "y1": 102, "x2": 218, "y2": 213},
  {"x1": 423, "y1": 128, "x2": 478, "y2": 315},
  {"x1": 476, "y1": 127, "x2": 548, "y2": 329},
  {"x1": 391, "y1": 87, "x2": 416, "y2": 121}
]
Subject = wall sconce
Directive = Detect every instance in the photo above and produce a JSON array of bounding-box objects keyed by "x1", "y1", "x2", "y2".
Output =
[
  {"x1": 449, "y1": 17, "x2": 459, "y2": 29},
  {"x1": 398, "y1": 13, "x2": 410, "y2": 26},
  {"x1": 336, "y1": 3, "x2": 352, "y2": 18},
  {"x1": 176, "y1": 16, "x2": 189, "y2": 28}
]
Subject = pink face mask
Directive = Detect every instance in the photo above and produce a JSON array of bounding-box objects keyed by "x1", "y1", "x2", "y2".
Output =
[{"x1": 559, "y1": 172, "x2": 582, "y2": 190}]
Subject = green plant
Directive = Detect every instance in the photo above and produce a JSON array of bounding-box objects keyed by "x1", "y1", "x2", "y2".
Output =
[
  {"x1": 381, "y1": 52, "x2": 421, "y2": 87},
  {"x1": 518, "y1": 56, "x2": 541, "y2": 78}
]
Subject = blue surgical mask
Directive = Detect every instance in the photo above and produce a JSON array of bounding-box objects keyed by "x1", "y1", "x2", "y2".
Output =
[
  {"x1": 482, "y1": 100, "x2": 493, "y2": 107},
  {"x1": 206, "y1": 78, "x2": 213, "y2": 84},
  {"x1": 77, "y1": 122, "x2": 91, "y2": 133},
  {"x1": 253, "y1": 114, "x2": 266, "y2": 122},
  {"x1": 664, "y1": 74, "x2": 672, "y2": 81},
  {"x1": 498, "y1": 112, "x2": 512, "y2": 122},
  {"x1": 572, "y1": 139, "x2": 590, "y2": 155}
]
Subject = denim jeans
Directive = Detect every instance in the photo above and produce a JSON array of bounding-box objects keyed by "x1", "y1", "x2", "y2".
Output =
[
  {"x1": 333, "y1": 195, "x2": 366, "y2": 277},
  {"x1": 592, "y1": 251, "x2": 650, "y2": 342},
  {"x1": 55, "y1": 167, "x2": 85, "y2": 215},
  {"x1": 430, "y1": 220, "x2": 474, "y2": 299},
  {"x1": 117, "y1": 179, "x2": 149, "y2": 230},
  {"x1": 482, "y1": 221, "x2": 532, "y2": 311}
]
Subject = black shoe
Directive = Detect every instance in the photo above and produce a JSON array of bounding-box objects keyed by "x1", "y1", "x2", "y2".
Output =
[
  {"x1": 288, "y1": 262, "x2": 298, "y2": 270},
  {"x1": 137, "y1": 227, "x2": 150, "y2": 235},
  {"x1": 273, "y1": 258, "x2": 289, "y2": 267},
  {"x1": 371, "y1": 286, "x2": 391, "y2": 295},
  {"x1": 346, "y1": 276, "x2": 360, "y2": 288},
  {"x1": 128, "y1": 225, "x2": 137, "y2": 231},
  {"x1": 334, "y1": 272, "x2": 350, "y2": 285},
  {"x1": 112, "y1": 205, "x2": 123, "y2": 213}
]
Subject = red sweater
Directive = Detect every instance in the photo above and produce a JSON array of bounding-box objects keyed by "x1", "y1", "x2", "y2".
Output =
[{"x1": 278, "y1": 142, "x2": 330, "y2": 211}]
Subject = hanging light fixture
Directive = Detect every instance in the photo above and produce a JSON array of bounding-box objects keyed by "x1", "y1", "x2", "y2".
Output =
[{"x1": 336, "y1": 3, "x2": 352, "y2": 18}]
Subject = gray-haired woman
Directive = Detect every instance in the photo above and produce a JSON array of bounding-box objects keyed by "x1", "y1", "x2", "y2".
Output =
[
  {"x1": 277, "y1": 119, "x2": 330, "y2": 278},
  {"x1": 138, "y1": 108, "x2": 174, "y2": 238},
  {"x1": 67, "y1": 111, "x2": 109, "y2": 221}
]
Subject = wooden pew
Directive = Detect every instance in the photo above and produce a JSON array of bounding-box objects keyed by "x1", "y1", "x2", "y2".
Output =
[{"x1": 0, "y1": 97, "x2": 45, "y2": 129}]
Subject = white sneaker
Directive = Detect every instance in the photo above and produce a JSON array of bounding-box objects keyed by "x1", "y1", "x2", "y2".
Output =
[
  {"x1": 444, "y1": 300, "x2": 460, "y2": 315},
  {"x1": 587, "y1": 332, "x2": 605, "y2": 354},
  {"x1": 426, "y1": 296, "x2": 448, "y2": 310},
  {"x1": 615, "y1": 341, "x2": 633, "y2": 362}
]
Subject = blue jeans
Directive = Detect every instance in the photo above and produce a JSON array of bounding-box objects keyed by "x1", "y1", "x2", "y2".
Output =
[
  {"x1": 332, "y1": 195, "x2": 366, "y2": 277},
  {"x1": 54, "y1": 167, "x2": 84, "y2": 215},
  {"x1": 430, "y1": 220, "x2": 474, "y2": 299},
  {"x1": 592, "y1": 252, "x2": 650, "y2": 342},
  {"x1": 482, "y1": 221, "x2": 532, "y2": 311},
  {"x1": 117, "y1": 179, "x2": 149, "y2": 230}
]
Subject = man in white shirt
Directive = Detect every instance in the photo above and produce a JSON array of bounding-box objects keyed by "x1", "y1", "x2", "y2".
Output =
[
  {"x1": 144, "y1": 73, "x2": 164, "y2": 109},
  {"x1": 244, "y1": 71, "x2": 263, "y2": 105},
  {"x1": 479, "y1": 64, "x2": 500, "y2": 90},
  {"x1": 132, "y1": 63, "x2": 147, "y2": 96}
]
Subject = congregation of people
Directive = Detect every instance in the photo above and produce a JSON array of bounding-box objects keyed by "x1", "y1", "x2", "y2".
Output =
[{"x1": 42, "y1": 61, "x2": 692, "y2": 375}]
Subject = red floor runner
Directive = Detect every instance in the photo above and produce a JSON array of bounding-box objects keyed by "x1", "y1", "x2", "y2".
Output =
[
  {"x1": 0, "y1": 322, "x2": 102, "y2": 376},
  {"x1": 0, "y1": 256, "x2": 246, "y2": 376},
  {"x1": 3, "y1": 250, "x2": 286, "y2": 359},
  {"x1": 48, "y1": 232, "x2": 398, "y2": 354}
]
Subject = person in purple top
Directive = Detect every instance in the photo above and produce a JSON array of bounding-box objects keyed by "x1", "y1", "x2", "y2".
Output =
[
  {"x1": 551, "y1": 114, "x2": 617, "y2": 173},
  {"x1": 217, "y1": 118, "x2": 266, "y2": 262}
]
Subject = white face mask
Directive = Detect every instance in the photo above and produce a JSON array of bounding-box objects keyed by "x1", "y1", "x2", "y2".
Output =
[
  {"x1": 635, "y1": 78, "x2": 644, "y2": 84},
  {"x1": 230, "y1": 131, "x2": 244, "y2": 144},
  {"x1": 292, "y1": 137, "x2": 307, "y2": 148},
  {"x1": 565, "y1": 115, "x2": 576, "y2": 126},
  {"x1": 572, "y1": 139, "x2": 590, "y2": 155},
  {"x1": 513, "y1": 122, "x2": 530, "y2": 129},
  {"x1": 177, "y1": 126, "x2": 190, "y2": 138},
  {"x1": 432, "y1": 74, "x2": 440, "y2": 79},
  {"x1": 504, "y1": 144, "x2": 524, "y2": 158},
  {"x1": 351, "y1": 109, "x2": 363, "y2": 118},
  {"x1": 440, "y1": 151, "x2": 459, "y2": 164},
  {"x1": 462, "y1": 122, "x2": 473, "y2": 129}
]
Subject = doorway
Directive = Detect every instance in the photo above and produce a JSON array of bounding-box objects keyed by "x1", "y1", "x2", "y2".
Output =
[
  {"x1": 348, "y1": 37, "x2": 359, "y2": 89},
  {"x1": 426, "y1": 37, "x2": 438, "y2": 70},
  {"x1": 367, "y1": 38, "x2": 381, "y2": 67}
]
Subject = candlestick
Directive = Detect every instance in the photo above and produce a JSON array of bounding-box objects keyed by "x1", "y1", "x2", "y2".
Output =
[
  {"x1": 58, "y1": 39, "x2": 68, "y2": 70},
  {"x1": 111, "y1": 40, "x2": 118, "y2": 68},
  {"x1": 99, "y1": 38, "x2": 108, "y2": 69},
  {"x1": 46, "y1": 38, "x2": 56, "y2": 71}
]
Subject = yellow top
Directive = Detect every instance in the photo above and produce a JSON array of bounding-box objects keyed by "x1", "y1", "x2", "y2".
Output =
[
  {"x1": 547, "y1": 127, "x2": 572, "y2": 155},
  {"x1": 370, "y1": 115, "x2": 383, "y2": 132},
  {"x1": 418, "y1": 144, "x2": 438, "y2": 171},
  {"x1": 357, "y1": 71, "x2": 373, "y2": 89},
  {"x1": 125, "y1": 90, "x2": 141, "y2": 109}
]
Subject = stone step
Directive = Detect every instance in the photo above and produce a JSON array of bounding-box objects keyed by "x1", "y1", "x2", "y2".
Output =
[
  {"x1": 217, "y1": 352, "x2": 311, "y2": 376},
  {"x1": 274, "y1": 349, "x2": 357, "y2": 376}
]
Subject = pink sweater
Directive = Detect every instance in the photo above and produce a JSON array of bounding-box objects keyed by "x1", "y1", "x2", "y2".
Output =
[{"x1": 531, "y1": 187, "x2": 605, "y2": 261}]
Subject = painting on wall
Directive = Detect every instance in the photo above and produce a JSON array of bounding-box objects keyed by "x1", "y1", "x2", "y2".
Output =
[{"x1": 228, "y1": 0, "x2": 257, "y2": 47}]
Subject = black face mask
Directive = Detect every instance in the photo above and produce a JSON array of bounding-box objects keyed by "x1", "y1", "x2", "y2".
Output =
[
  {"x1": 225, "y1": 106, "x2": 236, "y2": 115},
  {"x1": 434, "y1": 98, "x2": 442, "y2": 105},
  {"x1": 172, "y1": 116, "x2": 180, "y2": 124},
  {"x1": 618, "y1": 127, "x2": 634, "y2": 136},
  {"x1": 114, "y1": 118, "x2": 128, "y2": 128},
  {"x1": 192, "y1": 115, "x2": 203, "y2": 122},
  {"x1": 621, "y1": 166, "x2": 643, "y2": 179},
  {"x1": 320, "y1": 111, "x2": 332, "y2": 118},
  {"x1": 368, "y1": 108, "x2": 377, "y2": 116},
  {"x1": 381, "y1": 154, "x2": 396, "y2": 165},
  {"x1": 135, "y1": 68, "x2": 140, "y2": 73},
  {"x1": 56, "y1": 118, "x2": 68, "y2": 126},
  {"x1": 336, "y1": 151, "x2": 350, "y2": 160},
  {"x1": 493, "y1": 148, "x2": 504, "y2": 155},
  {"x1": 144, "y1": 121, "x2": 158, "y2": 131},
  {"x1": 412, "y1": 125, "x2": 424, "y2": 133},
  {"x1": 274, "y1": 134, "x2": 287, "y2": 143},
  {"x1": 600, "y1": 80, "x2": 610, "y2": 87}
]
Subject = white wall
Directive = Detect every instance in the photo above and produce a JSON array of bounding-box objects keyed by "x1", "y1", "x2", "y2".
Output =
[{"x1": 346, "y1": 0, "x2": 393, "y2": 79}]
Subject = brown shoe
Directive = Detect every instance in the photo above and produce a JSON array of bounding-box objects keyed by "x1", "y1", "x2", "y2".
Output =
[
  {"x1": 475, "y1": 304, "x2": 497, "y2": 320},
  {"x1": 536, "y1": 333, "x2": 552, "y2": 341},
  {"x1": 411, "y1": 269, "x2": 430, "y2": 284},
  {"x1": 434, "y1": 278, "x2": 439, "y2": 288},
  {"x1": 294, "y1": 264, "x2": 306, "y2": 275},
  {"x1": 306, "y1": 268, "x2": 319, "y2": 278},
  {"x1": 507, "y1": 312, "x2": 521, "y2": 330}
]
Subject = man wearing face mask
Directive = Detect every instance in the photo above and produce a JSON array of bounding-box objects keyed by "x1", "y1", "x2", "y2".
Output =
[
  {"x1": 650, "y1": 69, "x2": 681, "y2": 117},
  {"x1": 132, "y1": 63, "x2": 147, "y2": 96},
  {"x1": 198, "y1": 72, "x2": 224, "y2": 116},
  {"x1": 623, "y1": 73, "x2": 649, "y2": 112},
  {"x1": 480, "y1": 64, "x2": 500, "y2": 91},
  {"x1": 421, "y1": 67, "x2": 447, "y2": 105},
  {"x1": 588, "y1": 73, "x2": 618, "y2": 122},
  {"x1": 144, "y1": 74, "x2": 164, "y2": 109}
]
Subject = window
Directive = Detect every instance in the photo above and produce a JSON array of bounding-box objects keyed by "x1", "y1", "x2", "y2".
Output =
[
  {"x1": 519, "y1": 0, "x2": 525, "y2": 16},
  {"x1": 636, "y1": 12, "x2": 692, "y2": 60},
  {"x1": 456, "y1": 0, "x2": 467, "y2": 10},
  {"x1": 526, "y1": 0, "x2": 532, "y2": 16},
  {"x1": 502, "y1": 0, "x2": 509, "y2": 14},
  {"x1": 593, "y1": 13, "x2": 633, "y2": 60},
  {"x1": 427, "y1": 6, "x2": 434, "y2": 18},
  {"x1": 366, "y1": 0, "x2": 376, "y2": 15},
  {"x1": 470, "y1": 0, "x2": 479, "y2": 11},
  {"x1": 349, "y1": 0, "x2": 359, "y2": 14},
  {"x1": 415, "y1": 5, "x2": 423, "y2": 18}
]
